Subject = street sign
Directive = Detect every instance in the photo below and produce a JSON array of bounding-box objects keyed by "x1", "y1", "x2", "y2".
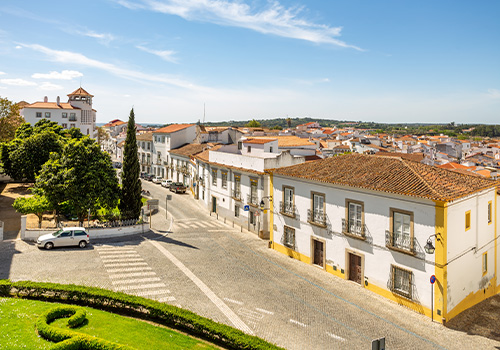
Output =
[
  {"x1": 254, "y1": 211, "x2": 260, "y2": 216},
  {"x1": 244, "y1": 205, "x2": 250, "y2": 211},
  {"x1": 430, "y1": 275, "x2": 436, "y2": 284},
  {"x1": 166, "y1": 195, "x2": 172, "y2": 201},
  {"x1": 147, "y1": 199, "x2": 159, "y2": 210}
]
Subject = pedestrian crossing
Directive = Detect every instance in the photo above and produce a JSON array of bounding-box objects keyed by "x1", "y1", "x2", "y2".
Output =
[
  {"x1": 95, "y1": 243, "x2": 178, "y2": 306},
  {"x1": 174, "y1": 219, "x2": 226, "y2": 230}
]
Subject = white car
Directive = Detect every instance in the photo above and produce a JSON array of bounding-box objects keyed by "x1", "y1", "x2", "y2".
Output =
[
  {"x1": 152, "y1": 176, "x2": 163, "y2": 184},
  {"x1": 161, "y1": 179, "x2": 172, "y2": 188},
  {"x1": 36, "y1": 227, "x2": 89, "y2": 250}
]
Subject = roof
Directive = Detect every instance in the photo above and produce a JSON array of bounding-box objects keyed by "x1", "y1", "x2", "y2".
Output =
[
  {"x1": 438, "y1": 162, "x2": 470, "y2": 170},
  {"x1": 104, "y1": 120, "x2": 126, "y2": 127},
  {"x1": 169, "y1": 143, "x2": 206, "y2": 157},
  {"x1": 272, "y1": 153, "x2": 497, "y2": 202},
  {"x1": 136, "y1": 132, "x2": 153, "y2": 141},
  {"x1": 375, "y1": 152, "x2": 425, "y2": 162},
  {"x1": 243, "y1": 138, "x2": 277, "y2": 145},
  {"x1": 194, "y1": 145, "x2": 222, "y2": 162},
  {"x1": 67, "y1": 87, "x2": 93, "y2": 97},
  {"x1": 251, "y1": 136, "x2": 316, "y2": 147},
  {"x1": 154, "y1": 124, "x2": 194, "y2": 134},
  {"x1": 23, "y1": 102, "x2": 80, "y2": 110}
]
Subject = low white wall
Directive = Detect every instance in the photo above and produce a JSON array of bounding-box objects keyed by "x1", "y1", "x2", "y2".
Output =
[{"x1": 22, "y1": 224, "x2": 146, "y2": 242}]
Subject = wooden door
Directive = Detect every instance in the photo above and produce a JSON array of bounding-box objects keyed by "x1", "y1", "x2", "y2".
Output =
[
  {"x1": 313, "y1": 240, "x2": 324, "y2": 267},
  {"x1": 212, "y1": 197, "x2": 217, "y2": 213},
  {"x1": 349, "y1": 253, "x2": 362, "y2": 284}
]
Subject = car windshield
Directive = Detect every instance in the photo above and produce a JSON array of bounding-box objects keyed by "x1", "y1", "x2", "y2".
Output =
[{"x1": 52, "y1": 229, "x2": 63, "y2": 237}]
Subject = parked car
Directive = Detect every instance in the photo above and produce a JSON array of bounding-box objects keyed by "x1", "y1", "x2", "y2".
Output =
[
  {"x1": 144, "y1": 174, "x2": 155, "y2": 181},
  {"x1": 37, "y1": 227, "x2": 89, "y2": 250},
  {"x1": 169, "y1": 182, "x2": 186, "y2": 193},
  {"x1": 161, "y1": 179, "x2": 172, "y2": 188},
  {"x1": 140, "y1": 172, "x2": 148, "y2": 179},
  {"x1": 152, "y1": 176, "x2": 163, "y2": 184}
]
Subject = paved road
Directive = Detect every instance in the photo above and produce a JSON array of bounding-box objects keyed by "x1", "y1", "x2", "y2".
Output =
[{"x1": 2, "y1": 179, "x2": 499, "y2": 349}]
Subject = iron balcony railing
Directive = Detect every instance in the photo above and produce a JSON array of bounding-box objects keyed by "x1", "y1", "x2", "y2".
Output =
[
  {"x1": 307, "y1": 209, "x2": 326, "y2": 226},
  {"x1": 341, "y1": 218, "x2": 366, "y2": 239},
  {"x1": 247, "y1": 193, "x2": 259, "y2": 206},
  {"x1": 280, "y1": 201, "x2": 296, "y2": 217},
  {"x1": 232, "y1": 189, "x2": 242, "y2": 201},
  {"x1": 385, "y1": 230, "x2": 416, "y2": 254}
]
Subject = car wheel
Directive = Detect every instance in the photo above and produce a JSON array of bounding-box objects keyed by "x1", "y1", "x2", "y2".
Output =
[
  {"x1": 44, "y1": 242, "x2": 54, "y2": 250},
  {"x1": 79, "y1": 241, "x2": 87, "y2": 248}
]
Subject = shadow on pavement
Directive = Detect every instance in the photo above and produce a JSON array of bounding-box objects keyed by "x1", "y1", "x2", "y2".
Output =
[
  {"x1": 0, "y1": 241, "x2": 22, "y2": 280},
  {"x1": 145, "y1": 231, "x2": 199, "y2": 250},
  {"x1": 446, "y1": 294, "x2": 500, "y2": 343},
  {"x1": 0, "y1": 182, "x2": 32, "y2": 240}
]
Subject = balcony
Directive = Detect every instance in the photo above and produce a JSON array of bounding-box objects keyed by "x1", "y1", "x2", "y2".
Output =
[
  {"x1": 307, "y1": 209, "x2": 326, "y2": 227},
  {"x1": 342, "y1": 218, "x2": 366, "y2": 240},
  {"x1": 68, "y1": 117, "x2": 77, "y2": 122},
  {"x1": 156, "y1": 159, "x2": 161, "y2": 165},
  {"x1": 385, "y1": 230, "x2": 416, "y2": 255},
  {"x1": 247, "y1": 193, "x2": 259, "y2": 206},
  {"x1": 232, "y1": 189, "x2": 242, "y2": 201},
  {"x1": 280, "y1": 201, "x2": 296, "y2": 217}
]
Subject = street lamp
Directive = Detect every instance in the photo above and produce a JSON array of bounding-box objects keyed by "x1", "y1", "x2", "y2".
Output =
[
  {"x1": 424, "y1": 233, "x2": 442, "y2": 254},
  {"x1": 259, "y1": 196, "x2": 272, "y2": 210}
]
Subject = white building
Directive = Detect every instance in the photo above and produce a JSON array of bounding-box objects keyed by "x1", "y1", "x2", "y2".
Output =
[
  {"x1": 270, "y1": 153, "x2": 498, "y2": 323},
  {"x1": 21, "y1": 87, "x2": 96, "y2": 137},
  {"x1": 136, "y1": 132, "x2": 153, "y2": 173}
]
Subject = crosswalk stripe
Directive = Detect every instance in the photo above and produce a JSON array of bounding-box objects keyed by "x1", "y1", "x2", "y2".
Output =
[
  {"x1": 101, "y1": 258, "x2": 144, "y2": 263},
  {"x1": 112, "y1": 277, "x2": 161, "y2": 285},
  {"x1": 177, "y1": 223, "x2": 189, "y2": 229},
  {"x1": 104, "y1": 262, "x2": 149, "y2": 268},
  {"x1": 115, "y1": 283, "x2": 166, "y2": 291},
  {"x1": 109, "y1": 272, "x2": 156, "y2": 279},
  {"x1": 101, "y1": 254, "x2": 141, "y2": 259},
  {"x1": 134, "y1": 290, "x2": 171, "y2": 297},
  {"x1": 98, "y1": 250, "x2": 137, "y2": 255},
  {"x1": 158, "y1": 296, "x2": 176, "y2": 302}
]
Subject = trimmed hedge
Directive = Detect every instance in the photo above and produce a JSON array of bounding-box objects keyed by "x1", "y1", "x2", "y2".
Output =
[
  {"x1": 36, "y1": 305, "x2": 132, "y2": 350},
  {"x1": 0, "y1": 280, "x2": 284, "y2": 350}
]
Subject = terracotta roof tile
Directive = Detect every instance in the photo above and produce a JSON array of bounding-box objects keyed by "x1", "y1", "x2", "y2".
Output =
[
  {"x1": 154, "y1": 124, "x2": 195, "y2": 134},
  {"x1": 136, "y1": 132, "x2": 153, "y2": 141},
  {"x1": 67, "y1": 87, "x2": 93, "y2": 97},
  {"x1": 169, "y1": 143, "x2": 207, "y2": 157},
  {"x1": 244, "y1": 138, "x2": 277, "y2": 144},
  {"x1": 23, "y1": 102, "x2": 80, "y2": 110},
  {"x1": 272, "y1": 153, "x2": 497, "y2": 201},
  {"x1": 251, "y1": 136, "x2": 316, "y2": 147}
]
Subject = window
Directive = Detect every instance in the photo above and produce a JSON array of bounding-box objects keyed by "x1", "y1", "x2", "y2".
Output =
[
  {"x1": 147, "y1": 142, "x2": 150, "y2": 150},
  {"x1": 69, "y1": 113, "x2": 76, "y2": 121},
  {"x1": 233, "y1": 174, "x2": 241, "y2": 200},
  {"x1": 162, "y1": 136, "x2": 165, "y2": 143},
  {"x1": 391, "y1": 265, "x2": 412, "y2": 299},
  {"x1": 249, "y1": 179, "x2": 258, "y2": 205},
  {"x1": 234, "y1": 205, "x2": 240, "y2": 217},
  {"x1": 344, "y1": 200, "x2": 364, "y2": 238},
  {"x1": 283, "y1": 226, "x2": 295, "y2": 249},
  {"x1": 387, "y1": 209, "x2": 414, "y2": 254},
  {"x1": 483, "y1": 252, "x2": 488, "y2": 275},
  {"x1": 237, "y1": 141, "x2": 242, "y2": 150},
  {"x1": 308, "y1": 192, "x2": 325, "y2": 226},
  {"x1": 142, "y1": 142, "x2": 145, "y2": 149},
  {"x1": 281, "y1": 186, "x2": 295, "y2": 216},
  {"x1": 62, "y1": 123, "x2": 67, "y2": 129},
  {"x1": 269, "y1": 146, "x2": 273, "y2": 153},
  {"x1": 62, "y1": 112, "x2": 67, "y2": 118},
  {"x1": 70, "y1": 124, "x2": 76, "y2": 128},
  {"x1": 212, "y1": 169, "x2": 217, "y2": 186},
  {"x1": 45, "y1": 112, "x2": 51, "y2": 118},
  {"x1": 36, "y1": 112, "x2": 42, "y2": 118},
  {"x1": 488, "y1": 202, "x2": 492, "y2": 224},
  {"x1": 221, "y1": 172, "x2": 227, "y2": 189},
  {"x1": 465, "y1": 210, "x2": 471, "y2": 231},
  {"x1": 247, "y1": 146, "x2": 251, "y2": 153}
]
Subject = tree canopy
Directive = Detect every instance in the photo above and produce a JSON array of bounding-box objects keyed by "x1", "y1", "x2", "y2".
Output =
[{"x1": 0, "y1": 97, "x2": 24, "y2": 142}]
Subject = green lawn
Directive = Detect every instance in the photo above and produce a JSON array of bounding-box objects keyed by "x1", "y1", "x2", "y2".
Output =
[{"x1": 0, "y1": 298, "x2": 221, "y2": 350}]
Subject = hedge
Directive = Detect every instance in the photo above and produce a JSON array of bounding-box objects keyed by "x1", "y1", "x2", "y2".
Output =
[
  {"x1": 0, "y1": 280, "x2": 284, "y2": 350},
  {"x1": 36, "y1": 305, "x2": 133, "y2": 350}
]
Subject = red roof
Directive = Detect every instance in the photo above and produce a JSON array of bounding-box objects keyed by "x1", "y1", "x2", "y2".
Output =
[
  {"x1": 67, "y1": 87, "x2": 93, "y2": 97},
  {"x1": 243, "y1": 138, "x2": 277, "y2": 144},
  {"x1": 154, "y1": 124, "x2": 194, "y2": 134},
  {"x1": 23, "y1": 102, "x2": 80, "y2": 110}
]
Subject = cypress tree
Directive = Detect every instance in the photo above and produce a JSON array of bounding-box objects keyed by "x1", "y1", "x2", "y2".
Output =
[{"x1": 119, "y1": 108, "x2": 142, "y2": 219}]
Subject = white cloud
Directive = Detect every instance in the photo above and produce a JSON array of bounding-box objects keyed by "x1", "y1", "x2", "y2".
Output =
[
  {"x1": 15, "y1": 45, "x2": 22, "y2": 49},
  {"x1": 116, "y1": 0, "x2": 362, "y2": 50},
  {"x1": 38, "y1": 82, "x2": 63, "y2": 91},
  {"x1": 487, "y1": 89, "x2": 500, "y2": 99},
  {"x1": 79, "y1": 30, "x2": 115, "y2": 45},
  {"x1": 136, "y1": 45, "x2": 178, "y2": 63},
  {"x1": 21, "y1": 43, "x2": 206, "y2": 91},
  {"x1": 0, "y1": 71, "x2": 5, "y2": 75},
  {"x1": 0, "y1": 78, "x2": 37, "y2": 86},
  {"x1": 32, "y1": 70, "x2": 83, "y2": 80}
]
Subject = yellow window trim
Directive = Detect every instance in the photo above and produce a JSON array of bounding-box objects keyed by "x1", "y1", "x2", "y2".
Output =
[
  {"x1": 465, "y1": 210, "x2": 471, "y2": 231},
  {"x1": 488, "y1": 201, "x2": 492, "y2": 225}
]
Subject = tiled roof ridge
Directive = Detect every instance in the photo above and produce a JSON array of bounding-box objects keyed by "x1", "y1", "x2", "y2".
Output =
[{"x1": 398, "y1": 157, "x2": 443, "y2": 199}]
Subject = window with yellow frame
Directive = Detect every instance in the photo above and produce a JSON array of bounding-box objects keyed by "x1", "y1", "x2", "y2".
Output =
[
  {"x1": 483, "y1": 252, "x2": 488, "y2": 275},
  {"x1": 488, "y1": 201, "x2": 492, "y2": 224},
  {"x1": 465, "y1": 210, "x2": 471, "y2": 231}
]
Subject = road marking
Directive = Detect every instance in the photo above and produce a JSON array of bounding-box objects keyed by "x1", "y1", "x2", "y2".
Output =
[
  {"x1": 326, "y1": 332, "x2": 346, "y2": 342},
  {"x1": 175, "y1": 218, "x2": 197, "y2": 222},
  {"x1": 101, "y1": 258, "x2": 144, "y2": 263},
  {"x1": 95, "y1": 243, "x2": 127, "y2": 248},
  {"x1": 98, "y1": 250, "x2": 137, "y2": 255},
  {"x1": 104, "y1": 262, "x2": 149, "y2": 268},
  {"x1": 135, "y1": 290, "x2": 171, "y2": 297},
  {"x1": 112, "y1": 277, "x2": 161, "y2": 285},
  {"x1": 115, "y1": 283, "x2": 166, "y2": 291},
  {"x1": 158, "y1": 296, "x2": 176, "y2": 302},
  {"x1": 177, "y1": 223, "x2": 189, "y2": 229},
  {"x1": 109, "y1": 272, "x2": 156, "y2": 279},
  {"x1": 107, "y1": 266, "x2": 153, "y2": 273},
  {"x1": 147, "y1": 238, "x2": 254, "y2": 335},
  {"x1": 255, "y1": 307, "x2": 274, "y2": 315},
  {"x1": 207, "y1": 230, "x2": 227, "y2": 232},
  {"x1": 100, "y1": 254, "x2": 141, "y2": 259},
  {"x1": 238, "y1": 308, "x2": 264, "y2": 321},
  {"x1": 223, "y1": 297, "x2": 244, "y2": 305},
  {"x1": 289, "y1": 319, "x2": 308, "y2": 327}
]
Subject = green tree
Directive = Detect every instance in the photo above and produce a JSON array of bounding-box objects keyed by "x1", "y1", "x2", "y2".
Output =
[
  {"x1": 0, "y1": 97, "x2": 24, "y2": 142},
  {"x1": 12, "y1": 195, "x2": 52, "y2": 228},
  {"x1": 119, "y1": 108, "x2": 142, "y2": 219},
  {"x1": 246, "y1": 119, "x2": 261, "y2": 127},
  {"x1": 35, "y1": 138, "x2": 119, "y2": 224}
]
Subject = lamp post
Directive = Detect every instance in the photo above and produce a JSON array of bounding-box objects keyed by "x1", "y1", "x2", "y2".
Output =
[{"x1": 424, "y1": 233, "x2": 442, "y2": 254}]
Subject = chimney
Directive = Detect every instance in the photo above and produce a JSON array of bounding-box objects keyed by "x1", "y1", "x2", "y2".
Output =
[
  {"x1": 56, "y1": 96, "x2": 60, "y2": 106},
  {"x1": 44, "y1": 96, "x2": 48, "y2": 103}
]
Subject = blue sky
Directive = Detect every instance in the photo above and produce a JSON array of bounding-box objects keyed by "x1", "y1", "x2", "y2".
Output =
[{"x1": 0, "y1": 0, "x2": 499, "y2": 124}]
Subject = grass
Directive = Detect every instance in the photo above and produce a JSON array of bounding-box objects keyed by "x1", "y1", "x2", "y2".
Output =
[{"x1": 0, "y1": 298, "x2": 221, "y2": 350}]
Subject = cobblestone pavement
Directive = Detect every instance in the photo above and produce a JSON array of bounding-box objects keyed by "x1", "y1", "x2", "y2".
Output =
[{"x1": 2, "y1": 180, "x2": 500, "y2": 349}]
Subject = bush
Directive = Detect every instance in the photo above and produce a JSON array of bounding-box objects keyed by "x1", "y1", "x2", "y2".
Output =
[{"x1": 1, "y1": 280, "x2": 284, "y2": 350}]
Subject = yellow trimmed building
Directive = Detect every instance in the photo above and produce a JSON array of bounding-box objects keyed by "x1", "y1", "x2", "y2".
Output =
[{"x1": 269, "y1": 153, "x2": 498, "y2": 323}]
